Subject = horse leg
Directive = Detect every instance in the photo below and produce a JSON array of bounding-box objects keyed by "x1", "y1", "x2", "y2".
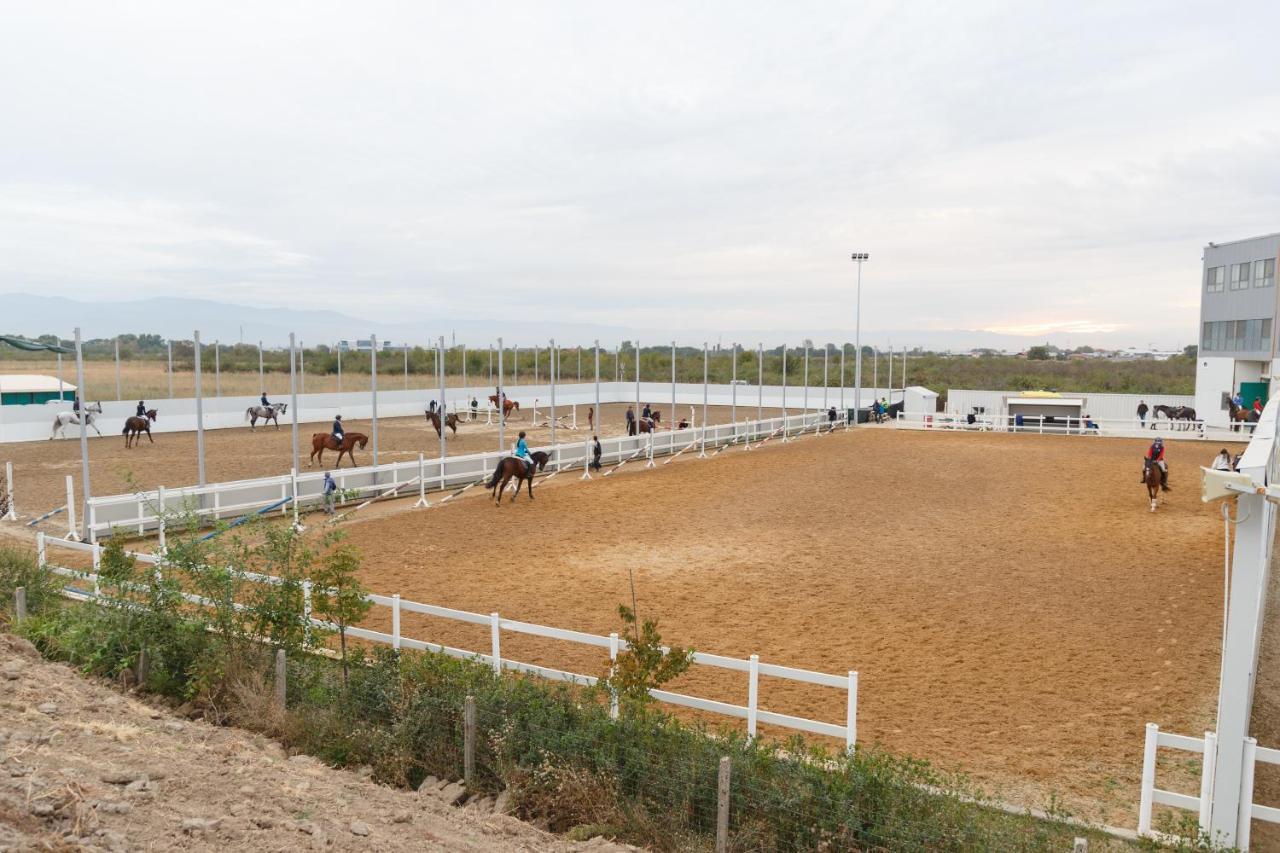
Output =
[
  {"x1": 527, "y1": 474, "x2": 534, "y2": 500},
  {"x1": 147, "y1": 427, "x2": 153, "y2": 444}
]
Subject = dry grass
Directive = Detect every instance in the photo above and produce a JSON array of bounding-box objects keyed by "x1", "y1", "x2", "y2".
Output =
[{"x1": 0, "y1": 358, "x2": 596, "y2": 401}]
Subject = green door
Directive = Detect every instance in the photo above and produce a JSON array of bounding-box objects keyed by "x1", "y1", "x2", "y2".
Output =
[{"x1": 1240, "y1": 381, "x2": 1269, "y2": 408}]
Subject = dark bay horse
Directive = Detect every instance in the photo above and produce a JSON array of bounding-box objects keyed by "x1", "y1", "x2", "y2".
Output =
[
  {"x1": 426, "y1": 410, "x2": 460, "y2": 437},
  {"x1": 246, "y1": 403, "x2": 288, "y2": 430},
  {"x1": 122, "y1": 409, "x2": 157, "y2": 448},
  {"x1": 488, "y1": 395, "x2": 520, "y2": 420},
  {"x1": 309, "y1": 432, "x2": 368, "y2": 467},
  {"x1": 487, "y1": 450, "x2": 549, "y2": 505},
  {"x1": 1227, "y1": 400, "x2": 1258, "y2": 433}
]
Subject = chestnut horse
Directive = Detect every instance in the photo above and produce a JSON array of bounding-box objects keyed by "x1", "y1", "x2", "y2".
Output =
[
  {"x1": 122, "y1": 409, "x2": 157, "y2": 448},
  {"x1": 1227, "y1": 399, "x2": 1258, "y2": 433},
  {"x1": 637, "y1": 411, "x2": 662, "y2": 433},
  {"x1": 426, "y1": 410, "x2": 460, "y2": 437},
  {"x1": 487, "y1": 451, "x2": 549, "y2": 505},
  {"x1": 309, "y1": 432, "x2": 368, "y2": 467},
  {"x1": 488, "y1": 395, "x2": 520, "y2": 420},
  {"x1": 1144, "y1": 458, "x2": 1163, "y2": 512}
]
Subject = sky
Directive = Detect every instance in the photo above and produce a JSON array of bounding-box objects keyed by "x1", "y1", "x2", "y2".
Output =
[{"x1": 1, "y1": 1, "x2": 1278, "y2": 349}]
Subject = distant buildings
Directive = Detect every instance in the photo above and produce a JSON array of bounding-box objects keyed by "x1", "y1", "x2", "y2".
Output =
[{"x1": 338, "y1": 339, "x2": 395, "y2": 353}]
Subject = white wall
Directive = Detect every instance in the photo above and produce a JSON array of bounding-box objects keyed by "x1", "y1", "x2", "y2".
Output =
[
  {"x1": 1195, "y1": 357, "x2": 1238, "y2": 429},
  {"x1": 0, "y1": 380, "x2": 900, "y2": 444},
  {"x1": 948, "y1": 389, "x2": 1196, "y2": 425}
]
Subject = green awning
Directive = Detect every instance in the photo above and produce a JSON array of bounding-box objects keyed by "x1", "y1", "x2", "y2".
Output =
[{"x1": 0, "y1": 335, "x2": 74, "y2": 354}]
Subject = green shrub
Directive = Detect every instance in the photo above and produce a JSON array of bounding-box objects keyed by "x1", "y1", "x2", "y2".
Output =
[{"x1": 0, "y1": 544, "x2": 59, "y2": 623}]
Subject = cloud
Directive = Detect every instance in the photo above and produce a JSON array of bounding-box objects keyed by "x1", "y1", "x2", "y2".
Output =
[{"x1": 0, "y1": 1, "x2": 1277, "y2": 347}]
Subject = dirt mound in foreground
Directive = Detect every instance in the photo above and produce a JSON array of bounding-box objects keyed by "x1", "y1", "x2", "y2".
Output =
[{"x1": 0, "y1": 634, "x2": 636, "y2": 852}]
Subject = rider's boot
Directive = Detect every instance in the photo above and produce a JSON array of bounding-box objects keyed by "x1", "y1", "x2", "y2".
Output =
[{"x1": 1161, "y1": 469, "x2": 1170, "y2": 491}]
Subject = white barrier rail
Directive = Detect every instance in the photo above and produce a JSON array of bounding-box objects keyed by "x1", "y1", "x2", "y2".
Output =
[
  {"x1": 84, "y1": 411, "x2": 835, "y2": 539},
  {"x1": 894, "y1": 411, "x2": 1247, "y2": 442},
  {"x1": 1136, "y1": 724, "x2": 1280, "y2": 847},
  {"x1": 37, "y1": 532, "x2": 857, "y2": 750}
]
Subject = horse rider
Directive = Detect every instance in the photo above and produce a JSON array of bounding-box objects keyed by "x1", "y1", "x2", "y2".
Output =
[
  {"x1": 1233, "y1": 391, "x2": 1244, "y2": 409},
  {"x1": 331, "y1": 415, "x2": 345, "y2": 445},
  {"x1": 429, "y1": 399, "x2": 437, "y2": 414},
  {"x1": 73, "y1": 395, "x2": 81, "y2": 413},
  {"x1": 136, "y1": 400, "x2": 147, "y2": 418},
  {"x1": 261, "y1": 391, "x2": 271, "y2": 408},
  {"x1": 1142, "y1": 436, "x2": 1169, "y2": 490},
  {"x1": 642, "y1": 402, "x2": 653, "y2": 422},
  {"x1": 513, "y1": 430, "x2": 532, "y2": 474},
  {"x1": 626, "y1": 406, "x2": 636, "y2": 436},
  {"x1": 1254, "y1": 397, "x2": 1264, "y2": 418},
  {"x1": 1211, "y1": 448, "x2": 1233, "y2": 472}
]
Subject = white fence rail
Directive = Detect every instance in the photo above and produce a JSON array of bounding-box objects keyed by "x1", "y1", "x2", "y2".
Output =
[
  {"x1": 85, "y1": 411, "x2": 836, "y2": 539},
  {"x1": 1137, "y1": 724, "x2": 1280, "y2": 848},
  {"x1": 894, "y1": 411, "x2": 1247, "y2": 443},
  {"x1": 36, "y1": 532, "x2": 857, "y2": 749},
  {"x1": 945, "y1": 389, "x2": 1196, "y2": 425}
]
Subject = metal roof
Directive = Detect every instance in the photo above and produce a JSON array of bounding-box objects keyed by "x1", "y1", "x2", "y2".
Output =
[{"x1": 0, "y1": 375, "x2": 77, "y2": 393}]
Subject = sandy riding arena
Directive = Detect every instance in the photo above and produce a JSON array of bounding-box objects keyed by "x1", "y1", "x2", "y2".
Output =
[{"x1": 326, "y1": 427, "x2": 1233, "y2": 824}]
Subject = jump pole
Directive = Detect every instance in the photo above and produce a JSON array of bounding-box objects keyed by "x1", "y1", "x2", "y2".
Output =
[
  {"x1": 24, "y1": 504, "x2": 66, "y2": 528},
  {"x1": 3, "y1": 461, "x2": 15, "y2": 520},
  {"x1": 604, "y1": 444, "x2": 645, "y2": 477},
  {"x1": 201, "y1": 495, "x2": 294, "y2": 540}
]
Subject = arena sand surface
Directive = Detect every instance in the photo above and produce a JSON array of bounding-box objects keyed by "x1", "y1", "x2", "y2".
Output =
[
  {"x1": 3, "y1": 402, "x2": 767, "y2": 516},
  {"x1": 330, "y1": 427, "x2": 1236, "y2": 824}
]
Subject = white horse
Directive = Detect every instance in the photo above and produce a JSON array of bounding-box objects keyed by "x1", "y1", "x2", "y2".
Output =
[
  {"x1": 245, "y1": 402, "x2": 288, "y2": 430},
  {"x1": 50, "y1": 402, "x2": 103, "y2": 439}
]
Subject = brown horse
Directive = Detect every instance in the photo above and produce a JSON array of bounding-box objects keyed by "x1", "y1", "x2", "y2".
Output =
[
  {"x1": 122, "y1": 409, "x2": 157, "y2": 448},
  {"x1": 487, "y1": 450, "x2": 549, "y2": 505},
  {"x1": 637, "y1": 411, "x2": 662, "y2": 434},
  {"x1": 426, "y1": 410, "x2": 460, "y2": 437},
  {"x1": 488, "y1": 395, "x2": 520, "y2": 420},
  {"x1": 309, "y1": 432, "x2": 369, "y2": 467},
  {"x1": 1227, "y1": 399, "x2": 1257, "y2": 433},
  {"x1": 1144, "y1": 459, "x2": 1163, "y2": 511}
]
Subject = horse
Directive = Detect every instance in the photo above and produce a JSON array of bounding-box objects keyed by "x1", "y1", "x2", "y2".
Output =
[
  {"x1": 487, "y1": 450, "x2": 549, "y2": 505},
  {"x1": 426, "y1": 410, "x2": 460, "y2": 437},
  {"x1": 122, "y1": 409, "x2": 157, "y2": 448},
  {"x1": 637, "y1": 411, "x2": 662, "y2": 434},
  {"x1": 1227, "y1": 400, "x2": 1258, "y2": 433},
  {"x1": 245, "y1": 403, "x2": 288, "y2": 430},
  {"x1": 309, "y1": 432, "x2": 368, "y2": 468},
  {"x1": 488, "y1": 395, "x2": 520, "y2": 420},
  {"x1": 1151, "y1": 404, "x2": 1180, "y2": 429},
  {"x1": 51, "y1": 402, "x2": 103, "y2": 439},
  {"x1": 1144, "y1": 458, "x2": 1162, "y2": 511},
  {"x1": 1173, "y1": 405, "x2": 1198, "y2": 431}
]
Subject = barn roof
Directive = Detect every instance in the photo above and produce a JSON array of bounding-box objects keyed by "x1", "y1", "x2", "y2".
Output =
[{"x1": 0, "y1": 375, "x2": 77, "y2": 393}]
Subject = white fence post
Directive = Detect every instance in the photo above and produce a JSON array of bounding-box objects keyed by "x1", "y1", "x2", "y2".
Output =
[
  {"x1": 302, "y1": 580, "x2": 313, "y2": 646},
  {"x1": 609, "y1": 631, "x2": 620, "y2": 720},
  {"x1": 1138, "y1": 723, "x2": 1158, "y2": 835},
  {"x1": 490, "y1": 612, "x2": 502, "y2": 675},
  {"x1": 91, "y1": 542, "x2": 101, "y2": 598},
  {"x1": 846, "y1": 671, "x2": 858, "y2": 752},
  {"x1": 1238, "y1": 737, "x2": 1257, "y2": 848},
  {"x1": 392, "y1": 593, "x2": 402, "y2": 651},
  {"x1": 747, "y1": 654, "x2": 759, "y2": 741},
  {"x1": 3, "y1": 460, "x2": 14, "y2": 520},
  {"x1": 65, "y1": 475, "x2": 78, "y2": 541},
  {"x1": 291, "y1": 468, "x2": 300, "y2": 527},
  {"x1": 1200, "y1": 730, "x2": 1217, "y2": 835},
  {"x1": 156, "y1": 485, "x2": 167, "y2": 553},
  {"x1": 36, "y1": 531, "x2": 45, "y2": 569},
  {"x1": 581, "y1": 437, "x2": 593, "y2": 481},
  {"x1": 414, "y1": 453, "x2": 429, "y2": 508}
]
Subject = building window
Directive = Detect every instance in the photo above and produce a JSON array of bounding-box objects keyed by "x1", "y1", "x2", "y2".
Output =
[
  {"x1": 1201, "y1": 317, "x2": 1273, "y2": 353},
  {"x1": 1231, "y1": 262, "x2": 1252, "y2": 290},
  {"x1": 1256, "y1": 258, "x2": 1276, "y2": 289},
  {"x1": 1207, "y1": 266, "x2": 1225, "y2": 292}
]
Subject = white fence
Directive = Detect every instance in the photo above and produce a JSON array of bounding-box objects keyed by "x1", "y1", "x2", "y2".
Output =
[
  {"x1": 893, "y1": 411, "x2": 1248, "y2": 443},
  {"x1": 36, "y1": 532, "x2": 857, "y2": 749},
  {"x1": 84, "y1": 410, "x2": 838, "y2": 539},
  {"x1": 945, "y1": 389, "x2": 1195, "y2": 425},
  {"x1": 1137, "y1": 724, "x2": 1280, "y2": 848}
]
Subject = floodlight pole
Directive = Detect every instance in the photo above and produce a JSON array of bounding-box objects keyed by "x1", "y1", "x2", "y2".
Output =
[{"x1": 852, "y1": 252, "x2": 869, "y2": 426}]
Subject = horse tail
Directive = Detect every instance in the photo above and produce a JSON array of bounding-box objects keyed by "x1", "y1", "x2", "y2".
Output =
[
  {"x1": 244, "y1": 408, "x2": 252, "y2": 422},
  {"x1": 487, "y1": 461, "x2": 501, "y2": 489},
  {"x1": 122, "y1": 421, "x2": 130, "y2": 435}
]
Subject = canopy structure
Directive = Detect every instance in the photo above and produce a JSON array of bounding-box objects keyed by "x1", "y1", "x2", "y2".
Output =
[
  {"x1": 0, "y1": 374, "x2": 76, "y2": 406},
  {"x1": 0, "y1": 334, "x2": 73, "y2": 354}
]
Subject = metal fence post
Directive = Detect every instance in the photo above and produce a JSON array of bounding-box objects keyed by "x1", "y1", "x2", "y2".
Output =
[
  {"x1": 747, "y1": 654, "x2": 759, "y2": 741},
  {"x1": 464, "y1": 695, "x2": 476, "y2": 785},
  {"x1": 716, "y1": 756, "x2": 731, "y2": 853},
  {"x1": 489, "y1": 612, "x2": 502, "y2": 675},
  {"x1": 392, "y1": 593, "x2": 402, "y2": 650}
]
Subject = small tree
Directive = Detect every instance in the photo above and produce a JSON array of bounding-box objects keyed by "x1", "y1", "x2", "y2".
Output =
[
  {"x1": 1027, "y1": 345, "x2": 1050, "y2": 361},
  {"x1": 601, "y1": 604, "x2": 694, "y2": 707},
  {"x1": 309, "y1": 533, "x2": 372, "y2": 685}
]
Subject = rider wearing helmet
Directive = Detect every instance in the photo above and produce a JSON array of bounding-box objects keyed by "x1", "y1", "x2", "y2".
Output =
[
  {"x1": 136, "y1": 400, "x2": 147, "y2": 418},
  {"x1": 261, "y1": 391, "x2": 271, "y2": 408},
  {"x1": 514, "y1": 430, "x2": 531, "y2": 474},
  {"x1": 331, "y1": 415, "x2": 344, "y2": 444},
  {"x1": 1142, "y1": 436, "x2": 1169, "y2": 490}
]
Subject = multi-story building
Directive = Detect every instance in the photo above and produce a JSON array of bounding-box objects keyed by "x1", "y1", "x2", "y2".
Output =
[{"x1": 1195, "y1": 232, "x2": 1280, "y2": 427}]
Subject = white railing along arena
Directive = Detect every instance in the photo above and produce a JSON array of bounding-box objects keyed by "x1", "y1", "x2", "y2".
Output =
[
  {"x1": 893, "y1": 411, "x2": 1246, "y2": 442},
  {"x1": 36, "y1": 532, "x2": 857, "y2": 750},
  {"x1": 84, "y1": 411, "x2": 837, "y2": 540}
]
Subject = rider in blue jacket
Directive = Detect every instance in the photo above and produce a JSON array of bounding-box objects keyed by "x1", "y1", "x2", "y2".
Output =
[{"x1": 514, "y1": 431, "x2": 531, "y2": 473}]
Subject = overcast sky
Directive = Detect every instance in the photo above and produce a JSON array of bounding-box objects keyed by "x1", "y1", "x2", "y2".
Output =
[{"x1": 2, "y1": 1, "x2": 1278, "y2": 347}]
